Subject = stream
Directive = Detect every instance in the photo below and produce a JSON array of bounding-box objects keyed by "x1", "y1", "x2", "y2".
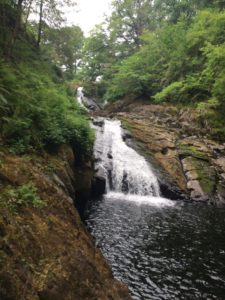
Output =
[{"x1": 76, "y1": 86, "x2": 225, "y2": 300}]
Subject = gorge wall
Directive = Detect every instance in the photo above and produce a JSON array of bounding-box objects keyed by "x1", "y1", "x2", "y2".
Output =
[{"x1": 0, "y1": 145, "x2": 131, "y2": 300}]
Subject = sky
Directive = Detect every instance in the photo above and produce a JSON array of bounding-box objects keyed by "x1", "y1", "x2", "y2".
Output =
[{"x1": 65, "y1": 0, "x2": 112, "y2": 36}]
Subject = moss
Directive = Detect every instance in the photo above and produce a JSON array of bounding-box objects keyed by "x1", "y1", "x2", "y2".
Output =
[
  {"x1": 121, "y1": 118, "x2": 136, "y2": 131},
  {"x1": 178, "y1": 143, "x2": 208, "y2": 160},
  {"x1": 191, "y1": 158, "x2": 216, "y2": 195}
]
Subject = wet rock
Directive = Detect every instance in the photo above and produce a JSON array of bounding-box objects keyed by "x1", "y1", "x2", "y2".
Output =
[
  {"x1": 107, "y1": 152, "x2": 113, "y2": 159},
  {"x1": 122, "y1": 172, "x2": 129, "y2": 193},
  {"x1": 92, "y1": 117, "x2": 105, "y2": 127},
  {"x1": 92, "y1": 165, "x2": 106, "y2": 197},
  {"x1": 82, "y1": 97, "x2": 101, "y2": 111},
  {"x1": 122, "y1": 130, "x2": 132, "y2": 141}
]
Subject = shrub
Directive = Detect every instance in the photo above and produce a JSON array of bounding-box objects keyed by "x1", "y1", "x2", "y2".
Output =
[{"x1": 0, "y1": 183, "x2": 45, "y2": 212}]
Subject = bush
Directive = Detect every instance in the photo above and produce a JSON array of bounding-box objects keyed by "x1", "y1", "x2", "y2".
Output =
[
  {"x1": 153, "y1": 81, "x2": 184, "y2": 103},
  {"x1": 0, "y1": 183, "x2": 45, "y2": 212}
]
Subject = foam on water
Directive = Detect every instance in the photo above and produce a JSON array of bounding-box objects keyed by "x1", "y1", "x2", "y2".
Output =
[{"x1": 104, "y1": 192, "x2": 175, "y2": 207}]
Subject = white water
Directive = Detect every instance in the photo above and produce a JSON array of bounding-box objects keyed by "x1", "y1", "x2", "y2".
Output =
[
  {"x1": 94, "y1": 119, "x2": 174, "y2": 207},
  {"x1": 76, "y1": 87, "x2": 88, "y2": 110}
]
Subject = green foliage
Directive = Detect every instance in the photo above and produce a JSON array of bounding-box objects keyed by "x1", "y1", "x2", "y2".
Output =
[
  {"x1": 82, "y1": 5, "x2": 225, "y2": 140},
  {"x1": 0, "y1": 60, "x2": 94, "y2": 155},
  {"x1": 42, "y1": 25, "x2": 84, "y2": 79},
  {"x1": 104, "y1": 9, "x2": 225, "y2": 113},
  {"x1": 0, "y1": 183, "x2": 45, "y2": 212},
  {"x1": 154, "y1": 81, "x2": 185, "y2": 103},
  {"x1": 0, "y1": 0, "x2": 94, "y2": 159},
  {"x1": 80, "y1": 24, "x2": 115, "y2": 82},
  {"x1": 104, "y1": 20, "x2": 189, "y2": 100}
]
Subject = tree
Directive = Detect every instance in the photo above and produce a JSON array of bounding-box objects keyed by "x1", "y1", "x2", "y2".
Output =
[
  {"x1": 42, "y1": 25, "x2": 84, "y2": 78},
  {"x1": 5, "y1": 0, "x2": 24, "y2": 57},
  {"x1": 108, "y1": 0, "x2": 156, "y2": 54},
  {"x1": 80, "y1": 24, "x2": 114, "y2": 81}
]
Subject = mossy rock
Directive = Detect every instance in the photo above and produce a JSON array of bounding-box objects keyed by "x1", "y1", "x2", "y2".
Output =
[
  {"x1": 191, "y1": 158, "x2": 216, "y2": 195},
  {"x1": 178, "y1": 143, "x2": 208, "y2": 160}
]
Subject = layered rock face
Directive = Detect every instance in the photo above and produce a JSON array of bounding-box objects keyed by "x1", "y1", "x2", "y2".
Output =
[
  {"x1": 0, "y1": 146, "x2": 131, "y2": 300},
  {"x1": 101, "y1": 100, "x2": 225, "y2": 205}
]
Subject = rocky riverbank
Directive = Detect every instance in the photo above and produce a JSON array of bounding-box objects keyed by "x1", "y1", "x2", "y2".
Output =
[
  {"x1": 99, "y1": 99, "x2": 225, "y2": 206},
  {"x1": 0, "y1": 145, "x2": 131, "y2": 300}
]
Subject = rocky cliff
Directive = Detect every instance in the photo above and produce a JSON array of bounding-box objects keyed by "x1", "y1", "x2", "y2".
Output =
[
  {"x1": 0, "y1": 145, "x2": 131, "y2": 300},
  {"x1": 100, "y1": 99, "x2": 225, "y2": 206}
]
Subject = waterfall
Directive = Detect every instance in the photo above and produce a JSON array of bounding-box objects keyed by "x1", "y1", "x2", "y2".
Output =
[
  {"x1": 94, "y1": 119, "x2": 161, "y2": 201},
  {"x1": 76, "y1": 87, "x2": 87, "y2": 109},
  {"x1": 76, "y1": 87, "x2": 101, "y2": 111}
]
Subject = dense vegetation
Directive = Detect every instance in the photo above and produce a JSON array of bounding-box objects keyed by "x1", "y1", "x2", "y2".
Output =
[
  {"x1": 1, "y1": 0, "x2": 225, "y2": 148},
  {"x1": 0, "y1": 0, "x2": 93, "y2": 156},
  {"x1": 79, "y1": 0, "x2": 225, "y2": 138}
]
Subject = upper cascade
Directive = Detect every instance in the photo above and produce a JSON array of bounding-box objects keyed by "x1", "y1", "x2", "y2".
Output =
[
  {"x1": 76, "y1": 87, "x2": 87, "y2": 109},
  {"x1": 94, "y1": 119, "x2": 160, "y2": 197},
  {"x1": 76, "y1": 87, "x2": 101, "y2": 111}
]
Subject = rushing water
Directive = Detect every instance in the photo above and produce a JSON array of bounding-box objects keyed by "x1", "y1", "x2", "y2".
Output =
[
  {"x1": 85, "y1": 119, "x2": 225, "y2": 300},
  {"x1": 76, "y1": 87, "x2": 87, "y2": 109},
  {"x1": 94, "y1": 119, "x2": 160, "y2": 197}
]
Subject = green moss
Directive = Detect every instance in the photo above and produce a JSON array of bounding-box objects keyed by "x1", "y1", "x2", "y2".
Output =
[
  {"x1": 191, "y1": 158, "x2": 216, "y2": 195},
  {"x1": 178, "y1": 143, "x2": 208, "y2": 160},
  {"x1": 121, "y1": 118, "x2": 136, "y2": 131}
]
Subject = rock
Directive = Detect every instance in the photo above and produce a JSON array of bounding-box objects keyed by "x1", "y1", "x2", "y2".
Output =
[
  {"x1": 221, "y1": 173, "x2": 225, "y2": 180},
  {"x1": 58, "y1": 144, "x2": 75, "y2": 166},
  {"x1": 53, "y1": 174, "x2": 66, "y2": 189},
  {"x1": 178, "y1": 141, "x2": 209, "y2": 160},
  {"x1": 92, "y1": 176, "x2": 106, "y2": 197},
  {"x1": 74, "y1": 165, "x2": 93, "y2": 214},
  {"x1": 107, "y1": 152, "x2": 113, "y2": 159},
  {"x1": 122, "y1": 130, "x2": 132, "y2": 141},
  {"x1": 82, "y1": 96, "x2": 101, "y2": 111},
  {"x1": 187, "y1": 180, "x2": 209, "y2": 202},
  {"x1": 185, "y1": 170, "x2": 199, "y2": 181},
  {"x1": 216, "y1": 183, "x2": 225, "y2": 206},
  {"x1": 213, "y1": 158, "x2": 225, "y2": 170},
  {"x1": 0, "y1": 152, "x2": 131, "y2": 300},
  {"x1": 182, "y1": 157, "x2": 196, "y2": 173},
  {"x1": 92, "y1": 165, "x2": 106, "y2": 197},
  {"x1": 92, "y1": 117, "x2": 105, "y2": 127}
]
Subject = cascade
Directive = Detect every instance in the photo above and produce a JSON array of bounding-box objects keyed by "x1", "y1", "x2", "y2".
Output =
[
  {"x1": 94, "y1": 119, "x2": 161, "y2": 200},
  {"x1": 76, "y1": 87, "x2": 87, "y2": 109}
]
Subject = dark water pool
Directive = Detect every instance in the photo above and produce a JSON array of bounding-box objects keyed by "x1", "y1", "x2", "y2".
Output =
[{"x1": 85, "y1": 195, "x2": 225, "y2": 300}]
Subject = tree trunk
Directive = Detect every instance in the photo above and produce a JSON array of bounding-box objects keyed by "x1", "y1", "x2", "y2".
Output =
[
  {"x1": 6, "y1": 0, "x2": 23, "y2": 58},
  {"x1": 24, "y1": 0, "x2": 33, "y2": 30},
  {"x1": 37, "y1": 0, "x2": 43, "y2": 48}
]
